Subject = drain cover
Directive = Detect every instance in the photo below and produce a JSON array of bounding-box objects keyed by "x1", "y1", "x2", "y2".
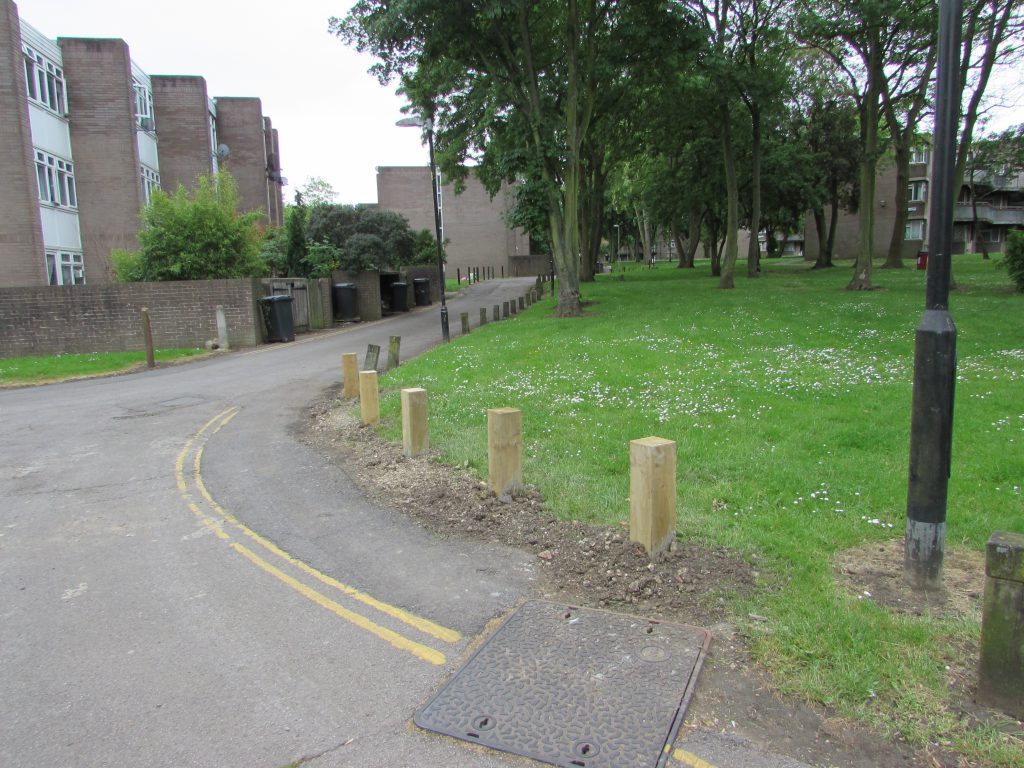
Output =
[{"x1": 415, "y1": 600, "x2": 711, "y2": 768}]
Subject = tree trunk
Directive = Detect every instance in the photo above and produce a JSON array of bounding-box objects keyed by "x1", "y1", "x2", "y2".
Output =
[
  {"x1": 635, "y1": 205, "x2": 653, "y2": 263},
  {"x1": 720, "y1": 104, "x2": 739, "y2": 289},
  {"x1": 883, "y1": 145, "x2": 910, "y2": 268},
  {"x1": 811, "y1": 207, "x2": 833, "y2": 269},
  {"x1": 747, "y1": 103, "x2": 762, "y2": 278},
  {"x1": 848, "y1": 27, "x2": 881, "y2": 291}
]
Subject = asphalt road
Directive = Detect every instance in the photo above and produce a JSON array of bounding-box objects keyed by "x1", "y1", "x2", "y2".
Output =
[{"x1": 1, "y1": 278, "x2": 814, "y2": 768}]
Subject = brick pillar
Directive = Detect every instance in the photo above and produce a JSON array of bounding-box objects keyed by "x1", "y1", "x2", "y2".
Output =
[
  {"x1": 151, "y1": 75, "x2": 214, "y2": 192},
  {"x1": 214, "y1": 96, "x2": 270, "y2": 220}
]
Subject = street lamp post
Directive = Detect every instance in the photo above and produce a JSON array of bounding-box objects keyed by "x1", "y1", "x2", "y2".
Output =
[
  {"x1": 905, "y1": 0, "x2": 961, "y2": 590},
  {"x1": 396, "y1": 114, "x2": 450, "y2": 343}
]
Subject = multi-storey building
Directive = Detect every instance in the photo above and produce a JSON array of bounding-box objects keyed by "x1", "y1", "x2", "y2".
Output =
[
  {"x1": 805, "y1": 143, "x2": 1024, "y2": 262},
  {"x1": 0, "y1": 0, "x2": 285, "y2": 288}
]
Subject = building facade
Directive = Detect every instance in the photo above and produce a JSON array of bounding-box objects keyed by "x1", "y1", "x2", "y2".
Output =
[
  {"x1": 805, "y1": 144, "x2": 1024, "y2": 262},
  {"x1": 375, "y1": 166, "x2": 532, "y2": 277},
  {"x1": 0, "y1": 0, "x2": 285, "y2": 288}
]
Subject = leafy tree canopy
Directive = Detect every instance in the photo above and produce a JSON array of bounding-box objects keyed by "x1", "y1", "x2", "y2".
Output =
[{"x1": 306, "y1": 204, "x2": 416, "y2": 273}]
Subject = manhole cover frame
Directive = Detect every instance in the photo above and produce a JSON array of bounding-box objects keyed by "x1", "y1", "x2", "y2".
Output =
[{"x1": 415, "y1": 600, "x2": 712, "y2": 768}]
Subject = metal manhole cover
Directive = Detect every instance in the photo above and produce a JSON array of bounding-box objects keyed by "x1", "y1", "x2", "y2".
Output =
[{"x1": 415, "y1": 600, "x2": 711, "y2": 768}]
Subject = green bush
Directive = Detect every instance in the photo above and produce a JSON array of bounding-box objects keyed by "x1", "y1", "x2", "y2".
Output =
[
  {"x1": 113, "y1": 172, "x2": 267, "y2": 282},
  {"x1": 1002, "y1": 229, "x2": 1024, "y2": 292}
]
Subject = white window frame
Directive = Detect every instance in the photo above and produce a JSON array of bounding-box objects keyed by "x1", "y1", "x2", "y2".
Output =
[
  {"x1": 141, "y1": 164, "x2": 161, "y2": 204},
  {"x1": 911, "y1": 147, "x2": 929, "y2": 165},
  {"x1": 45, "y1": 251, "x2": 85, "y2": 286},
  {"x1": 35, "y1": 149, "x2": 77, "y2": 208},
  {"x1": 22, "y1": 44, "x2": 67, "y2": 115},
  {"x1": 908, "y1": 181, "x2": 927, "y2": 203},
  {"x1": 133, "y1": 79, "x2": 155, "y2": 131},
  {"x1": 905, "y1": 219, "x2": 926, "y2": 241}
]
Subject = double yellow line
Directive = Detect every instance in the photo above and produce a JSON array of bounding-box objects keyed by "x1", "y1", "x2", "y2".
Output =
[{"x1": 175, "y1": 407, "x2": 460, "y2": 665}]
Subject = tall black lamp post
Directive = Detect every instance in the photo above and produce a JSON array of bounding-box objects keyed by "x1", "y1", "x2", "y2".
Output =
[
  {"x1": 396, "y1": 115, "x2": 450, "y2": 343},
  {"x1": 905, "y1": 0, "x2": 962, "y2": 590}
]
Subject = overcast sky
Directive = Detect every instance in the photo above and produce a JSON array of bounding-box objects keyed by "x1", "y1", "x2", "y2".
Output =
[
  {"x1": 17, "y1": 0, "x2": 428, "y2": 205},
  {"x1": 17, "y1": 1, "x2": 1023, "y2": 207}
]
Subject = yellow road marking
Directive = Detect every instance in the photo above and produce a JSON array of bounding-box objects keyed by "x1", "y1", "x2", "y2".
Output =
[
  {"x1": 231, "y1": 542, "x2": 445, "y2": 665},
  {"x1": 175, "y1": 406, "x2": 457, "y2": 665},
  {"x1": 672, "y1": 748, "x2": 718, "y2": 768}
]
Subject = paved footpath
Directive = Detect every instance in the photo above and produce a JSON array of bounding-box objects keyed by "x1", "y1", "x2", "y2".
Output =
[{"x1": 1, "y1": 279, "x2": 813, "y2": 768}]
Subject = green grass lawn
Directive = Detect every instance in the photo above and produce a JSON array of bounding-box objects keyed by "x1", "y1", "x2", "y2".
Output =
[
  {"x1": 376, "y1": 255, "x2": 1023, "y2": 765},
  {"x1": 0, "y1": 348, "x2": 207, "y2": 386}
]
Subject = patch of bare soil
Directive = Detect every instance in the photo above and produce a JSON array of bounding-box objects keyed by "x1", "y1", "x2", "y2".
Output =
[{"x1": 297, "y1": 390, "x2": 995, "y2": 768}]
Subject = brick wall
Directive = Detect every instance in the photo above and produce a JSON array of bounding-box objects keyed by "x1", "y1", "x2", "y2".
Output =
[
  {"x1": 332, "y1": 269, "x2": 382, "y2": 322},
  {"x1": 0, "y1": 0, "x2": 46, "y2": 288},
  {"x1": 0, "y1": 279, "x2": 264, "y2": 357},
  {"x1": 403, "y1": 265, "x2": 439, "y2": 303},
  {"x1": 58, "y1": 37, "x2": 143, "y2": 285},
  {"x1": 151, "y1": 75, "x2": 213, "y2": 192},
  {"x1": 215, "y1": 97, "x2": 270, "y2": 220}
]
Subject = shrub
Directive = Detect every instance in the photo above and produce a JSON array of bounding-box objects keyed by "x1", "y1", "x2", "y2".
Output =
[
  {"x1": 1002, "y1": 230, "x2": 1024, "y2": 292},
  {"x1": 113, "y1": 172, "x2": 267, "y2": 282}
]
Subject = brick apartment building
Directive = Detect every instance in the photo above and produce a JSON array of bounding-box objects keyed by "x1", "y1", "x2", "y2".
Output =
[
  {"x1": 375, "y1": 166, "x2": 536, "y2": 277},
  {"x1": 0, "y1": 0, "x2": 285, "y2": 288},
  {"x1": 805, "y1": 144, "x2": 1024, "y2": 262}
]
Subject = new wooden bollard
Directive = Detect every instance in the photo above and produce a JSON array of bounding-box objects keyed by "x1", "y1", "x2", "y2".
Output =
[
  {"x1": 387, "y1": 335, "x2": 401, "y2": 370},
  {"x1": 341, "y1": 352, "x2": 359, "y2": 399},
  {"x1": 461, "y1": 312, "x2": 470, "y2": 335},
  {"x1": 978, "y1": 531, "x2": 1024, "y2": 719},
  {"x1": 629, "y1": 437, "x2": 677, "y2": 556},
  {"x1": 487, "y1": 408, "x2": 522, "y2": 495},
  {"x1": 480, "y1": 307, "x2": 488, "y2": 326},
  {"x1": 141, "y1": 308, "x2": 155, "y2": 369},
  {"x1": 359, "y1": 370, "x2": 379, "y2": 425},
  {"x1": 401, "y1": 388, "x2": 428, "y2": 457},
  {"x1": 493, "y1": 305, "x2": 500, "y2": 321},
  {"x1": 503, "y1": 301, "x2": 510, "y2": 318}
]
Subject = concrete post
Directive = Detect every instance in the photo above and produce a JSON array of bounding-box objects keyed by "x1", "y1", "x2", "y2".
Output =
[
  {"x1": 216, "y1": 305, "x2": 230, "y2": 350},
  {"x1": 401, "y1": 388, "x2": 428, "y2": 457},
  {"x1": 978, "y1": 531, "x2": 1024, "y2": 719},
  {"x1": 342, "y1": 352, "x2": 359, "y2": 399},
  {"x1": 629, "y1": 437, "x2": 677, "y2": 556},
  {"x1": 487, "y1": 408, "x2": 522, "y2": 496},
  {"x1": 359, "y1": 370, "x2": 379, "y2": 425},
  {"x1": 461, "y1": 312, "x2": 470, "y2": 335}
]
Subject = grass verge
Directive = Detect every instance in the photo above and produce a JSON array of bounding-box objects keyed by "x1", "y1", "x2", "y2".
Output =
[
  {"x1": 0, "y1": 347, "x2": 207, "y2": 386},
  {"x1": 375, "y1": 255, "x2": 1023, "y2": 766}
]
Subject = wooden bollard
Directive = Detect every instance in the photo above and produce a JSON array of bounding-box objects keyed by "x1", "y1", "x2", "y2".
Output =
[
  {"x1": 487, "y1": 408, "x2": 522, "y2": 495},
  {"x1": 387, "y1": 335, "x2": 401, "y2": 370},
  {"x1": 364, "y1": 343, "x2": 380, "y2": 371},
  {"x1": 359, "y1": 370, "x2": 379, "y2": 425},
  {"x1": 525, "y1": 292, "x2": 532, "y2": 307},
  {"x1": 141, "y1": 308, "x2": 155, "y2": 369},
  {"x1": 518, "y1": 296, "x2": 525, "y2": 311},
  {"x1": 401, "y1": 388, "x2": 428, "y2": 457},
  {"x1": 978, "y1": 531, "x2": 1024, "y2": 719},
  {"x1": 480, "y1": 307, "x2": 488, "y2": 326},
  {"x1": 493, "y1": 305, "x2": 500, "y2": 322},
  {"x1": 461, "y1": 312, "x2": 470, "y2": 334},
  {"x1": 510, "y1": 300, "x2": 518, "y2": 316},
  {"x1": 503, "y1": 301, "x2": 510, "y2": 318},
  {"x1": 629, "y1": 437, "x2": 677, "y2": 556},
  {"x1": 342, "y1": 352, "x2": 359, "y2": 399}
]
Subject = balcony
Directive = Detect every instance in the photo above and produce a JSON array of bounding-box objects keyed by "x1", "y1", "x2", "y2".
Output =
[
  {"x1": 968, "y1": 169, "x2": 1024, "y2": 192},
  {"x1": 955, "y1": 201, "x2": 1024, "y2": 226}
]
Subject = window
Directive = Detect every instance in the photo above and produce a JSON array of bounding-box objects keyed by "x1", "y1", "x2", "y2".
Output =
[
  {"x1": 45, "y1": 251, "x2": 85, "y2": 286},
  {"x1": 141, "y1": 165, "x2": 161, "y2": 204},
  {"x1": 22, "y1": 45, "x2": 67, "y2": 115},
  {"x1": 133, "y1": 79, "x2": 154, "y2": 130},
  {"x1": 905, "y1": 219, "x2": 926, "y2": 240},
  {"x1": 908, "y1": 181, "x2": 927, "y2": 203},
  {"x1": 911, "y1": 146, "x2": 929, "y2": 165},
  {"x1": 35, "y1": 150, "x2": 77, "y2": 208},
  {"x1": 982, "y1": 228, "x2": 1002, "y2": 243}
]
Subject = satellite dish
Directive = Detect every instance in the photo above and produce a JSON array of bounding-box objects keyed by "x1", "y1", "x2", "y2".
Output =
[{"x1": 216, "y1": 143, "x2": 230, "y2": 160}]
